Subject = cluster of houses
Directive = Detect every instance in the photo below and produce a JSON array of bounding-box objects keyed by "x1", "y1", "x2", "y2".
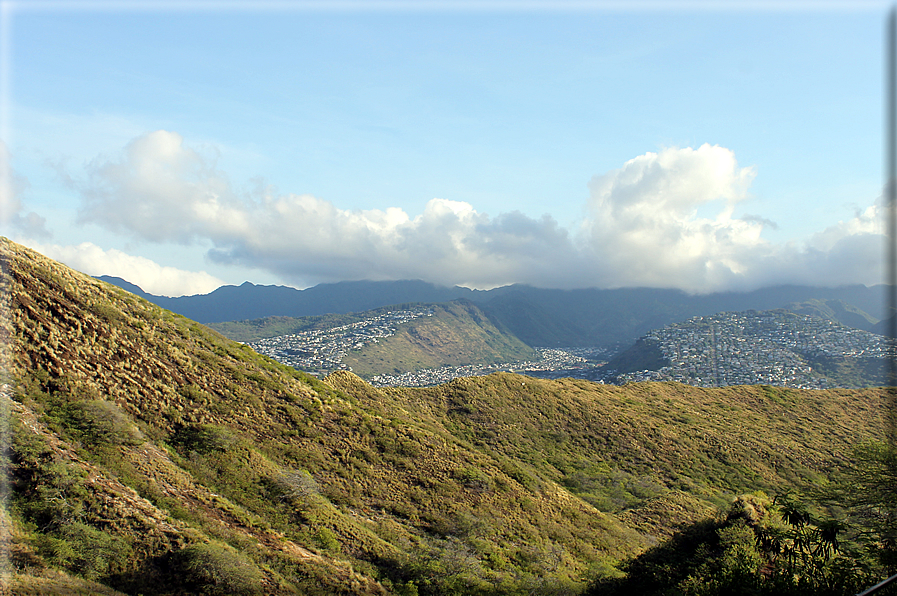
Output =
[
  {"x1": 614, "y1": 310, "x2": 890, "y2": 389},
  {"x1": 248, "y1": 306, "x2": 887, "y2": 390},
  {"x1": 246, "y1": 307, "x2": 434, "y2": 375},
  {"x1": 368, "y1": 347, "x2": 610, "y2": 387}
]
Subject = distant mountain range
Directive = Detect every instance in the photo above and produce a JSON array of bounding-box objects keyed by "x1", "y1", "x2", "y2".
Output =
[{"x1": 99, "y1": 275, "x2": 891, "y2": 347}]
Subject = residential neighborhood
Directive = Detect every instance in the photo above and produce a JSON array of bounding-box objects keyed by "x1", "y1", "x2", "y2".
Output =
[
  {"x1": 247, "y1": 307, "x2": 891, "y2": 389},
  {"x1": 612, "y1": 310, "x2": 891, "y2": 388},
  {"x1": 369, "y1": 347, "x2": 611, "y2": 387},
  {"x1": 245, "y1": 307, "x2": 434, "y2": 376}
]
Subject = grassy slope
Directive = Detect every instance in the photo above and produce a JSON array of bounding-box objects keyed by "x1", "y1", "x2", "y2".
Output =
[
  {"x1": 1, "y1": 237, "x2": 888, "y2": 595},
  {"x1": 786, "y1": 298, "x2": 878, "y2": 331},
  {"x1": 1, "y1": 238, "x2": 642, "y2": 594},
  {"x1": 341, "y1": 301, "x2": 538, "y2": 378},
  {"x1": 376, "y1": 376, "x2": 886, "y2": 511}
]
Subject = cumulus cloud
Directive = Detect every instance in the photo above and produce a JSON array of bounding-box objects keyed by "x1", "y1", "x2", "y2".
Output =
[
  {"x1": 23, "y1": 240, "x2": 225, "y2": 297},
  {"x1": 780, "y1": 203, "x2": 883, "y2": 287},
  {"x1": 77, "y1": 131, "x2": 247, "y2": 243},
  {"x1": 75, "y1": 130, "x2": 581, "y2": 288},
  {"x1": 71, "y1": 131, "x2": 885, "y2": 292},
  {"x1": 580, "y1": 145, "x2": 886, "y2": 291},
  {"x1": 207, "y1": 195, "x2": 582, "y2": 289},
  {"x1": 0, "y1": 141, "x2": 51, "y2": 239},
  {"x1": 582, "y1": 144, "x2": 768, "y2": 291}
]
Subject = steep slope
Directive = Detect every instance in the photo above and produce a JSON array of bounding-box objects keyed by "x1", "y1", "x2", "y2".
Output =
[
  {"x1": 371, "y1": 375, "x2": 886, "y2": 512},
  {"x1": 3, "y1": 239, "x2": 390, "y2": 594},
  {"x1": 2, "y1": 238, "x2": 645, "y2": 594}
]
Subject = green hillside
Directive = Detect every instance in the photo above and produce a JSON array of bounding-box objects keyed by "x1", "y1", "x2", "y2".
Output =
[
  {"x1": 341, "y1": 301, "x2": 537, "y2": 378},
  {"x1": 209, "y1": 312, "x2": 376, "y2": 343},
  {"x1": 376, "y1": 376, "x2": 885, "y2": 510},
  {"x1": 1, "y1": 237, "x2": 892, "y2": 595},
  {"x1": 785, "y1": 298, "x2": 878, "y2": 331}
]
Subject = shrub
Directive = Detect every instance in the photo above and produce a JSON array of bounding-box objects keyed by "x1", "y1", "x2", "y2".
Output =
[
  {"x1": 315, "y1": 527, "x2": 341, "y2": 553},
  {"x1": 175, "y1": 541, "x2": 264, "y2": 595},
  {"x1": 90, "y1": 302, "x2": 122, "y2": 323},
  {"x1": 69, "y1": 400, "x2": 143, "y2": 447},
  {"x1": 172, "y1": 424, "x2": 239, "y2": 454},
  {"x1": 277, "y1": 469, "x2": 320, "y2": 501},
  {"x1": 33, "y1": 521, "x2": 133, "y2": 580},
  {"x1": 179, "y1": 384, "x2": 214, "y2": 403},
  {"x1": 452, "y1": 467, "x2": 492, "y2": 492}
]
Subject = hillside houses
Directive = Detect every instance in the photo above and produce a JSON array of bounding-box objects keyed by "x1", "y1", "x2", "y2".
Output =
[
  {"x1": 246, "y1": 307, "x2": 434, "y2": 375},
  {"x1": 615, "y1": 310, "x2": 891, "y2": 388}
]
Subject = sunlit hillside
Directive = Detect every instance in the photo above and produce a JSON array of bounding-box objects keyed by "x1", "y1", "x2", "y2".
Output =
[{"x1": 1, "y1": 237, "x2": 891, "y2": 595}]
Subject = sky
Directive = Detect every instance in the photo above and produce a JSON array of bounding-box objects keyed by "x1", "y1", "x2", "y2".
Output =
[{"x1": 0, "y1": 0, "x2": 891, "y2": 296}]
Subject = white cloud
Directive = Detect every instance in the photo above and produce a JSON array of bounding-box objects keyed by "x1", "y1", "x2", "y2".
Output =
[
  {"x1": 74, "y1": 131, "x2": 581, "y2": 288},
  {"x1": 806, "y1": 203, "x2": 881, "y2": 252},
  {"x1": 71, "y1": 131, "x2": 885, "y2": 292},
  {"x1": 19, "y1": 240, "x2": 225, "y2": 297},
  {"x1": 77, "y1": 130, "x2": 249, "y2": 243},
  {"x1": 582, "y1": 144, "x2": 767, "y2": 291},
  {"x1": 0, "y1": 141, "x2": 51, "y2": 240},
  {"x1": 207, "y1": 194, "x2": 581, "y2": 289},
  {"x1": 773, "y1": 203, "x2": 884, "y2": 287}
]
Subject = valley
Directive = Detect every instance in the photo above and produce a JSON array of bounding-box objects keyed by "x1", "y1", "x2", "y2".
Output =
[
  {"x1": 368, "y1": 346, "x2": 609, "y2": 387},
  {"x1": 245, "y1": 306, "x2": 437, "y2": 376},
  {"x1": 240, "y1": 303, "x2": 610, "y2": 387},
  {"x1": 225, "y1": 303, "x2": 889, "y2": 389}
]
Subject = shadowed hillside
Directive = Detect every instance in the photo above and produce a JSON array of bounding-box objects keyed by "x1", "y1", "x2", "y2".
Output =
[{"x1": 100, "y1": 275, "x2": 888, "y2": 348}]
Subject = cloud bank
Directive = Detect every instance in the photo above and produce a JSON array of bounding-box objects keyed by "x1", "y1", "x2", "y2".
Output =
[
  {"x1": 27, "y1": 241, "x2": 225, "y2": 297},
  {"x1": 72, "y1": 130, "x2": 883, "y2": 293},
  {"x1": 1, "y1": 141, "x2": 51, "y2": 240}
]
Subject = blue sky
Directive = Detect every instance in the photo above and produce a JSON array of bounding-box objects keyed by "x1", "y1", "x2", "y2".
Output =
[{"x1": 1, "y1": 1, "x2": 890, "y2": 296}]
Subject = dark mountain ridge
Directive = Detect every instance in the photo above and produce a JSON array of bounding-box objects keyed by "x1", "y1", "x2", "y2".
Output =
[
  {"x1": 97, "y1": 276, "x2": 493, "y2": 323},
  {"x1": 100, "y1": 275, "x2": 888, "y2": 348}
]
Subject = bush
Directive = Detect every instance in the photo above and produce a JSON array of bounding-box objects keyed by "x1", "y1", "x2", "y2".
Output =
[
  {"x1": 452, "y1": 467, "x2": 492, "y2": 492},
  {"x1": 315, "y1": 527, "x2": 341, "y2": 553},
  {"x1": 69, "y1": 400, "x2": 143, "y2": 447},
  {"x1": 172, "y1": 424, "x2": 239, "y2": 454},
  {"x1": 34, "y1": 521, "x2": 133, "y2": 580},
  {"x1": 277, "y1": 469, "x2": 320, "y2": 501},
  {"x1": 179, "y1": 384, "x2": 214, "y2": 403},
  {"x1": 175, "y1": 541, "x2": 264, "y2": 595}
]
